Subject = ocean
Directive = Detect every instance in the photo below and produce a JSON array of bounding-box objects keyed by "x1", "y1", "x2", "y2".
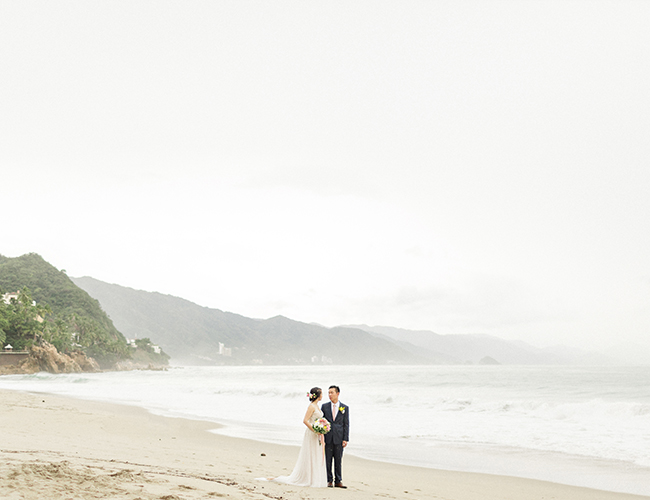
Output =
[{"x1": 0, "y1": 365, "x2": 648, "y2": 496}]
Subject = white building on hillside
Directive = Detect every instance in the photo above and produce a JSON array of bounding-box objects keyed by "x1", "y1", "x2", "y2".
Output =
[{"x1": 2, "y1": 292, "x2": 19, "y2": 304}]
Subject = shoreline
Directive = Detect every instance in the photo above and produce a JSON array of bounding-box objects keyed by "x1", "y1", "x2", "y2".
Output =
[
  {"x1": 214, "y1": 417, "x2": 650, "y2": 495},
  {"x1": 1, "y1": 388, "x2": 648, "y2": 500}
]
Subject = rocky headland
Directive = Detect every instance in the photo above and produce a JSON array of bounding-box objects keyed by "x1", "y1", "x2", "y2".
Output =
[{"x1": 0, "y1": 341, "x2": 167, "y2": 375}]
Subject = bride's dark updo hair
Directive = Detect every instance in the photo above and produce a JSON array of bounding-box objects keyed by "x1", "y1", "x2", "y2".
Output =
[{"x1": 308, "y1": 387, "x2": 322, "y2": 402}]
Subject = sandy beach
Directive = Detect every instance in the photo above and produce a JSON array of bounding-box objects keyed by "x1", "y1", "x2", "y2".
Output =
[{"x1": 0, "y1": 389, "x2": 646, "y2": 500}]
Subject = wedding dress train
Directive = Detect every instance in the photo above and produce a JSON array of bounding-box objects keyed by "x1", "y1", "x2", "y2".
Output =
[{"x1": 273, "y1": 407, "x2": 328, "y2": 487}]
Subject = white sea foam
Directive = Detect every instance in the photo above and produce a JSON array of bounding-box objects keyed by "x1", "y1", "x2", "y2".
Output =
[{"x1": 0, "y1": 365, "x2": 648, "y2": 495}]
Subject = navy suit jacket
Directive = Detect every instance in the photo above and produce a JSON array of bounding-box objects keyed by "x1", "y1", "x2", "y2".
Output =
[{"x1": 321, "y1": 401, "x2": 349, "y2": 445}]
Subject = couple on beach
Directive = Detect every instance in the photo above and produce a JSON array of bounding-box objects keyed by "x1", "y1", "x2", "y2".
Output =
[{"x1": 274, "y1": 385, "x2": 350, "y2": 488}]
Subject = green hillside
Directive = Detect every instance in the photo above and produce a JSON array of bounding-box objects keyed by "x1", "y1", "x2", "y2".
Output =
[
  {"x1": 0, "y1": 253, "x2": 130, "y2": 367},
  {"x1": 73, "y1": 276, "x2": 424, "y2": 365}
]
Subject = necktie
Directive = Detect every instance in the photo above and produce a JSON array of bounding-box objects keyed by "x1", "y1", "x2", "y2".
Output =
[{"x1": 332, "y1": 403, "x2": 337, "y2": 421}]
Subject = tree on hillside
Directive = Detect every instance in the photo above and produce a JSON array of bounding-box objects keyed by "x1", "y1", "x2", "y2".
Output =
[
  {"x1": 67, "y1": 313, "x2": 129, "y2": 366},
  {"x1": 43, "y1": 317, "x2": 74, "y2": 353},
  {"x1": 0, "y1": 287, "x2": 53, "y2": 350}
]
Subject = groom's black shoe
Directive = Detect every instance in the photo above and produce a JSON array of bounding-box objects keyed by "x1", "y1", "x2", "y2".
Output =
[
  {"x1": 335, "y1": 483, "x2": 347, "y2": 488},
  {"x1": 327, "y1": 482, "x2": 333, "y2": 487}
]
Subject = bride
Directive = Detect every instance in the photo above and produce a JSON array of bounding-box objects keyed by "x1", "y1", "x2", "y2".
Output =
[{"x1": 273, "y1": 387, "x2": 328, "y2": 487}]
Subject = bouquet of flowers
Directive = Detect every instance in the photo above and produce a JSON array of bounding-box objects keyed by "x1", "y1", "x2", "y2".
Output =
[{"x1": 312, "y1": 418, "x2": 331, "y2": 435}]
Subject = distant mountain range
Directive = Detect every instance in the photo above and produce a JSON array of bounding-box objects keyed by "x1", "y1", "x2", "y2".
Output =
[
  {"x1": 72, "y1": 276, "x2": 615, "y2": 366},
  {"x1": 71, "y1": 277, "x2": 422, "y2": 365},
  {"x1": 345, "y1": 325, "x2": 612, "y2": 365}
]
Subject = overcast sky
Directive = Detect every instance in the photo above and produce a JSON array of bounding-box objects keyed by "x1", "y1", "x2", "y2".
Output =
[{"x1": 2, "y1": 1, "x2": 649, "y2": 357}]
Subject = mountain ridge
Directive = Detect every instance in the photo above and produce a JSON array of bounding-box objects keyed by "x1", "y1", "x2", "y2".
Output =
[
  {"x1": 345, "y1": 324, "x2": 614, "y2": 365},
  {"x1": 71, "y1": 276, "x2": 422, "y2": 365}
]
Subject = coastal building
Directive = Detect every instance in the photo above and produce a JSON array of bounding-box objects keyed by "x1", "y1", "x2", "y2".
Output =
[
  {"x1": 2, "y1": 292, "x2": 19, "y2": 304},
  {"x1": 2, "y1": 291, "x2": 43, "y2": 322},
  {"x1": 126, "y1": 339, "x2": 162, "y2": 354},
  {"x1": 310, "y1": 355, "x2": 333, "y2": 364}
]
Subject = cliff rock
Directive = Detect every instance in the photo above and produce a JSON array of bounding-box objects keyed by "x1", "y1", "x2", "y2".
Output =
[{"x1": 0, "y1": 342, "x2": 100, "y2": 375}]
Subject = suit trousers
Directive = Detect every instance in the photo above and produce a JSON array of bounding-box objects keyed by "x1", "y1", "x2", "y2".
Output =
[{"x1": 325, "y1": 441, "x2": 344, "y2": 483}]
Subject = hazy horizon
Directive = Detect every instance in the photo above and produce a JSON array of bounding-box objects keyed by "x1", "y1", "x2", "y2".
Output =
[{"x1": 2, "y1": 2, "x2": 649, "y2": 360}]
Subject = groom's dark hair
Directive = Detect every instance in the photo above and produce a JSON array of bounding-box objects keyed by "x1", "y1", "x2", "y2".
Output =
[{"x1": 329, "y1": 385, "x2": 340, "y2": 393}]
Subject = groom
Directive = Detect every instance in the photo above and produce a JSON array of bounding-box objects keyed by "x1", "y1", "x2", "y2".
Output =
[{"x1": 321, "y1": 385, "x2": 349, "y2": 488}]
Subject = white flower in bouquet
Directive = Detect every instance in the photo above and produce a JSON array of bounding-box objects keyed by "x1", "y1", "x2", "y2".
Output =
[{"x1": 312, "y1": 418, "x2": 331, "y2": 435}]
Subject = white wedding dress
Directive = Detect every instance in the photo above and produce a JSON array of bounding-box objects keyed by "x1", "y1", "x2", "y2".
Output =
[{"x1": 274, "y1": 406, "x2": 328, "y2": 487}]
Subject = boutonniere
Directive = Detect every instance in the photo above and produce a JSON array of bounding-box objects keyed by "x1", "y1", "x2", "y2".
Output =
[{"x1": 338, "y1": 406, "x2": 346, "y2": 414}]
